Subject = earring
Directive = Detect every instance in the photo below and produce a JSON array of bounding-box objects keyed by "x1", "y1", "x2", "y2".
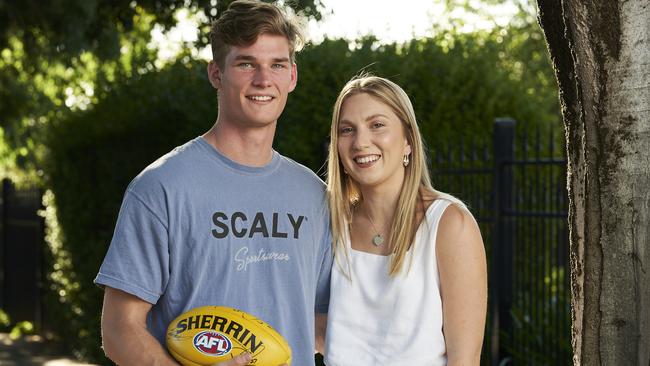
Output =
[{"x1": 403, "y1": 154, "x2": 410, "y2": 167}]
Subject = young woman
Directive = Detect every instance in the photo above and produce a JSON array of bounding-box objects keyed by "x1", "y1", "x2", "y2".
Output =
[{"x1": 320, "y1": 76, "x2": 487, "y2": 366}]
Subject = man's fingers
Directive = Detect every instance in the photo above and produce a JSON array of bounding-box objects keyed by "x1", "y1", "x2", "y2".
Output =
[{"x1": 210, "y1": 352, "x2": 252, "y2": 366}]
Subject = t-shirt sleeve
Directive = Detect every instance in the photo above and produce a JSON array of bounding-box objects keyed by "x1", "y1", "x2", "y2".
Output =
[
  {"x1": 315, "y1": 217, "x2": 333, "y2": 313},
  {"x1": 94, "y1": 190, "x2": 169, "y2": 304}
]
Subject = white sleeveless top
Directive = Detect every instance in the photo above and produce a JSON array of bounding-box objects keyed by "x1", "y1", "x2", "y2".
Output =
[{"x1": 324, "y1": 199, "x2": 451, "y2": 366}]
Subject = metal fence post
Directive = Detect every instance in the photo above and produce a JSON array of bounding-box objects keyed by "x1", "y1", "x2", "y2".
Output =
[
  {"x1": 0, "y1": 179, "x2": 6, "y2": 310},
  {"x1": 491, "y1": 118, "x2": 515, "y2": 365}
]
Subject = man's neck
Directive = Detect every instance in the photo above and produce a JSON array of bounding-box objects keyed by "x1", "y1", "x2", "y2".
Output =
[{"x1": 203, "y1": 120, "x2": 277, "y2": 167}]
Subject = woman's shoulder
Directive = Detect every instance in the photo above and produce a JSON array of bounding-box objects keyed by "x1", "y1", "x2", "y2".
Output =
[
  {"x1": 435, "y1": 199, "x2": 482, "y2": 253},
  {"x1": 417, "y1": 189, "x2": 437, "y2": 216},
  {"x1": 418, "y1": 189, "x2": 464, "y2": 217}
]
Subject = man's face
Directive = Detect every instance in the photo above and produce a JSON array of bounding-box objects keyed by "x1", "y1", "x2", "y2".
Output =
[{"x1": 208, "y1": 34, "x2": 297, "y2": 129}]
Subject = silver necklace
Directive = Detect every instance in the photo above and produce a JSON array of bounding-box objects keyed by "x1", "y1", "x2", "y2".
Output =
[{"x1": 365, "y1": 209, "x2": 385, "y2": 246}]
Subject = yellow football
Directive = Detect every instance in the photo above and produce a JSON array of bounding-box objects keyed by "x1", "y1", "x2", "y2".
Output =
[{"x1": 166, "y1": 306, "x2": 292, "y2": 366}]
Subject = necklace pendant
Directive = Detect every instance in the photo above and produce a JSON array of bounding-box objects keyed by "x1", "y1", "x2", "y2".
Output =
[{"x1": 372, "y1": 234, "x2": 384, "y2": 246}]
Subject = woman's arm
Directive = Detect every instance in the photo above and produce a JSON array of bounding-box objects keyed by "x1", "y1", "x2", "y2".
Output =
[{"x1": 436, "y1": 205, "x2": 488, "y2": 366}]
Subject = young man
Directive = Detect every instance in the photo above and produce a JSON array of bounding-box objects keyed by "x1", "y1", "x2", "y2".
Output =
[{"x1": 95, "y1": 1, "x2": 332, "y2": 365}]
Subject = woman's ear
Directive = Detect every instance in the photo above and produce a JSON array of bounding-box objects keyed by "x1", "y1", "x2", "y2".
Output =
[{"x1": 404, "y1": 142, "x2": 412, "y2": 156}]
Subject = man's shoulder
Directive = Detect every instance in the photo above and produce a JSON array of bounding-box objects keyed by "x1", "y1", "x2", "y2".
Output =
[
  {"x1": 276, "y1": 153, "x2": 325, "y2": 187},
  {"x1": 128, "y1": 138, "x2": 204, "y2": 193}
]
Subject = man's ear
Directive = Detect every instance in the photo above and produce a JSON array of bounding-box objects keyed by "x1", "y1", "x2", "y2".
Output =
[
  {"x1": 288, "y1": 62, "x2": 298, "y2": 93},
  {"x1": 207, "y1": 60, "x2": 222, "y2": 89}
]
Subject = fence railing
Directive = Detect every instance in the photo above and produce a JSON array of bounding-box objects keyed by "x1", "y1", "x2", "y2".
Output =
[{"x1": 431, "y1": 119, "x2": 571, "y2": 365}]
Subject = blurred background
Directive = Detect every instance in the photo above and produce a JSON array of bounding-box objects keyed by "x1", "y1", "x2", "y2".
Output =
[{"x1": 0, "y1": 0, "x2": 567, "y2": 364}]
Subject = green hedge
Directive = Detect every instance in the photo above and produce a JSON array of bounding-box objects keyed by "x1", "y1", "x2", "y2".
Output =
[
  {"x1": 44, "y1": 61, "x2": 215, "y2": 362},
  {"x1": 44, "y1": 26, "x2": 559, "y2": 363}
]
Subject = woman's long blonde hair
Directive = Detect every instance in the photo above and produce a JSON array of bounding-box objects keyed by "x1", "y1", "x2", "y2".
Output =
[{"x1": 327, "y1": 75, "x2": 464, "y2": 276}]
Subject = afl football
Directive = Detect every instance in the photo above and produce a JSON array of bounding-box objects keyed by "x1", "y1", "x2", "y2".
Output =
[{"x1": 166, "y1": 306, "x2": 291, "y2": 366}]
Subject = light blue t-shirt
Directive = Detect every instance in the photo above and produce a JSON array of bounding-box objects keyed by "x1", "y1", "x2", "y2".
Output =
[{"x1": 95, "y1": 137, "x2": 332, "y2": 365}]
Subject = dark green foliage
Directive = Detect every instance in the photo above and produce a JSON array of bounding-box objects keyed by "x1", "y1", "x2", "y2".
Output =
[
  {"x1": 0, "y1": 0, "x2": 324, "y2": 61},
  {"x1": 45, "y1": 60, "x2": 216, "y2": 362},
  {"x1": 0, "y1": 1, "x2": 322, "y2": 180},
  {"x1": 44, "y1": 26, "x2": 559, "y2": 362},
  {"x1": 278, "y1": 28, "x2": 560, "y2": 175}
]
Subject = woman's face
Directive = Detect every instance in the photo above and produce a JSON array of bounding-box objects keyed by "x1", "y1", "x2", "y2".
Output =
[{"x1": 337, "y1": 93, "x2": 411, "y2": 191}]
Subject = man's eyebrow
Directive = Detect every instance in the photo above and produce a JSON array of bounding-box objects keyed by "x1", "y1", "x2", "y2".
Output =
[
  {"x1": 233, "y1": 55, "x2": 256, "y2": 61},
  {"x1": 232, "y1": 55, "x2": 290, "y2": 63}
]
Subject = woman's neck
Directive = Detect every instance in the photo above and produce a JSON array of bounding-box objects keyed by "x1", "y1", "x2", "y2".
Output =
[{"x1": 358, "y1": 183, "x2": 403, "y2": 224}]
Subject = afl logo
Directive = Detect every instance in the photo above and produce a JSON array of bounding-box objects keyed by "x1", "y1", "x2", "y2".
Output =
[{"x1": 193, "y1": 331, "x2": 232, "y2": 356}]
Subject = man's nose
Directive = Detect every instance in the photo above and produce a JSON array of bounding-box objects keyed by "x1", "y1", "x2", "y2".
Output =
[{"x1": 252, "y1": 66, "x2": 272, "y2": 87}]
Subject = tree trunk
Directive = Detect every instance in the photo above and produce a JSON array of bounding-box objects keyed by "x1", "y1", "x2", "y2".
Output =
[{"x1": 536, "y1": 0, "x2": 650, "y2": 364}]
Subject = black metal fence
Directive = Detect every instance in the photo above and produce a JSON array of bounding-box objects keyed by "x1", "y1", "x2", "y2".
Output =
[
  {"x1": 432, "y1": 119, "x2": 571, "y2": 365},
  {"x1": 0, "y1": 179, "x2": 45, "y2": 331}
]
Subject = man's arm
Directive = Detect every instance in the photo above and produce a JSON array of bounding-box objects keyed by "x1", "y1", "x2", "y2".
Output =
[
  {"x1": 101, "y1": 287, "x2": 257, "y2": 366},
  {"x1": 101, "y1": 287, "x2": 180, "y2": 365}
]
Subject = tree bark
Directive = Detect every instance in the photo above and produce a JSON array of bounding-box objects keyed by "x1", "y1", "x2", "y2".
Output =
[{"x1": 536, "y1": 0, "x2": 650, "y2": 365}]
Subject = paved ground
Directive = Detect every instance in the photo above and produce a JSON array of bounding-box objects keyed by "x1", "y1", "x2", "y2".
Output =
[{"x1": 0, "y1": 333, "x2": 97, "y2": 366}]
